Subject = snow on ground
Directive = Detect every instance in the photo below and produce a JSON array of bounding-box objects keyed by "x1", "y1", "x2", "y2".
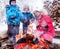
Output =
[{"x1": 52, "y1": 38, "x2": 60, "y2": 44}]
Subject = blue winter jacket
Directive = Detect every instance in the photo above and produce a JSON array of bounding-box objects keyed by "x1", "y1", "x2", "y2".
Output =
[
  {"x1": 6, "y1": 5, "x2": 24, "y2": 25},
  {"x1": 23, "y1": 12, "x2": 34, "y2": 27}
]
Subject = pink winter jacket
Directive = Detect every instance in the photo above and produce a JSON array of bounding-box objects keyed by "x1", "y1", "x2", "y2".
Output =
[{"x1": 36, "y1": 14, "x2": 55, "y2": 41}]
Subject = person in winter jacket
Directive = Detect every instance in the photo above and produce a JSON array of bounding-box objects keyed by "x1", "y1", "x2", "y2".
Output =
[
  {"x1": 6, "y1": 0, "x2": 24, "y2": 46},
  {"x1": 23, "y1": 5, "x2": 34, "y2": 34},
  {"x1": 33, "y1": 10, "x2": 55, "y2": 42}
]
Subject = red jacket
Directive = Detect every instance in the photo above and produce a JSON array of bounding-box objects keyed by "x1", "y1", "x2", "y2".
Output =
[{"x1": 36, "y1": 14, "x2": 55, "y2": 41}]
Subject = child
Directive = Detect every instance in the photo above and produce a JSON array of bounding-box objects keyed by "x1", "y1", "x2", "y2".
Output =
[
  {"x1": 23, "y1": 5, "x2": 34, "y2": 34},
  {"x1": 33, "y1": 10, "x2": 55, "y2": 42},
  {"x1": 6, "y1": 0, "x2": 24, "y2": 46}
]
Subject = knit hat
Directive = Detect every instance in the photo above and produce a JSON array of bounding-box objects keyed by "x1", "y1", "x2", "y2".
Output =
[
  {"x1": 9, "y1": 0, "x2": 16, "y2": 4},
  {"x1": 23, "y1": 5, "x2": 30, "y2": 11}
]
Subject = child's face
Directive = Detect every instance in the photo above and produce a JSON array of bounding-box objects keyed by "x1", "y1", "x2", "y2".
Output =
[
  {"x1": 25, "y1": 8, "x2": 29, "y2": 12},
  {"x1": 34, "y1": 11, "x2": 40, "y2": 17},
  {"x1": 11, "y1": 1, "x2": 16, "y2": 5},
  {"x1": 24, "y1": 8, "x2": 29, "y2": 12}
]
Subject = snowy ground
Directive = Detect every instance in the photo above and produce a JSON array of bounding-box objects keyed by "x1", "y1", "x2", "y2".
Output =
[
  {"x1": 0, "y1": 23, "x2": 60, "y2": 45},
  {"x1": 52, "y1": 38, "x2": 60, "y2": 44}
]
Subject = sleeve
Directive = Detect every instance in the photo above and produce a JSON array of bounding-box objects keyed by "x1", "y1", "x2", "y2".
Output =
[
  {"x1": 40, "y1": 15, "x2": 55, "y2": 38},
  {"x1": 30, "y1": 13, "x2": 35, "y2": 20},
  {"x1": 44, "y1": 15, "x2": 55, "y2": 36},
  {"x1": 45, "y1": 15, "x2": 54, "y2": 31},
  {"x1": 6, "y1": 5, "x2": 15, "y2": 20},
  {"x1": 15, "y1": 7, "x2": 25, "y2": 22},
  {"x1": 6, "y1": 5, "x2": 10, "y2": 19},
  {"x1": 6, "y1": 5, "x2": 12, "y2": 22}
]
